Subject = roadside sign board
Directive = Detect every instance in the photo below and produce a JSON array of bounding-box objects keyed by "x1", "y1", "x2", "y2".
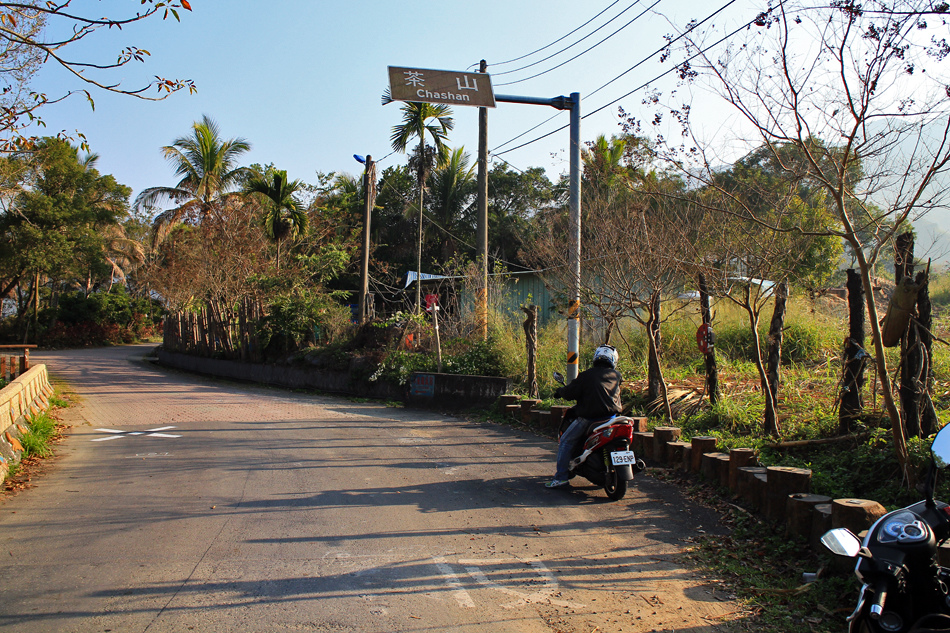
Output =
[{"x1": 388, "y1": 66, "x2": 496, "y2": 108}]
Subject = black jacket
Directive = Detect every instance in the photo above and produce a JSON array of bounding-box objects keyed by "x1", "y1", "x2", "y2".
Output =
[{"x1": 555, "y1": 363, "x2": 622, "y2": 420}]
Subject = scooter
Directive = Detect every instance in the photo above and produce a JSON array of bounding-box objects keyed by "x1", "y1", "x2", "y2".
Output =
[
  {"x1": 821, "y1": 423, "x2": 950, "y2": 633},
  {"x1": 553, "y1": 372, "x2": 646, "y2": 500}
]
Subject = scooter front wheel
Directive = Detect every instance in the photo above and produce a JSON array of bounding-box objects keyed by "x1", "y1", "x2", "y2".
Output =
[{"x1": 604, "y1": 469, "x2": 627, "y2": 500}]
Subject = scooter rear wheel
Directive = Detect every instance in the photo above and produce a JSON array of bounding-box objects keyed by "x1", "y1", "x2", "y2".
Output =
[{"x1": 604, "y1": 470, "x2": 627, "y2": 500}]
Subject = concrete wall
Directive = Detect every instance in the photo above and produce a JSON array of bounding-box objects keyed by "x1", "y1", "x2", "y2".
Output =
[
  {"x1": 406, "y1": 372, "x2": 511, "y2": 409},
  {"x1": 157, "y1": 350, "x2": 407, "y2": 401},
  {"x1": 0, "y1": 365, "x2": 54, "y2": 480},
  {"x1": 157, "y1": 351, "x2": 512, "y2": 411}
]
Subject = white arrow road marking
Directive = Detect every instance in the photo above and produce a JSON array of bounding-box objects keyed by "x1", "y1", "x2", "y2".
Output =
[
  {"x1": 459, "y1": 558, "x2": 585, "y2": 609},
  {"x1": 432, "y1": 556, "x2": 475, "y2": 609},
  {"x1": 92, "y1": 426, "x2": 182, "y2": 441}
]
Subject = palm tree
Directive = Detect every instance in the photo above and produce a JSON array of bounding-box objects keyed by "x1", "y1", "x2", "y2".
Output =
[
  {"x1": 427, "y1": 147, "x2": 475, "y2": 261},
  {"x1": 389, "y1": 101, "x2": 453, "y2": 312},
  {"x1": 134, "y1": 114, "x2": 251, "y2": 246},
  {"x1": 100, "y1": 224, "x2": 145, "y2": 291},
  {"x1": 244, "y1": 169, "x2": 307, "y2": 270},
  {"x1": 583, "y1": 134, "x2": 628, "y2": 196}
]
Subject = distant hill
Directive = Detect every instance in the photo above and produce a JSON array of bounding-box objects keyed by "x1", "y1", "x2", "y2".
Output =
[{"x1": 912, "y1": 215, "x2": 950, "y2": 269}]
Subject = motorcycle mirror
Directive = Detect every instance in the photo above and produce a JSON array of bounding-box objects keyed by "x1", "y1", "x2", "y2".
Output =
[
  {"x1": 553, "y1": 372, "x2": 565, "y2": 386},
  {"x1": 931, "y1": 424, "x2": 950, "y2": 469},
  {"x1": 821, "y1": 528, "x2": 862, "y2": 558}
]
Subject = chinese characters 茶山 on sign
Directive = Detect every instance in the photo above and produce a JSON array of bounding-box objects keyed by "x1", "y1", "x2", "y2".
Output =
[{"x1": 388, "y1": 66, "x2": 496, "y2": 108}]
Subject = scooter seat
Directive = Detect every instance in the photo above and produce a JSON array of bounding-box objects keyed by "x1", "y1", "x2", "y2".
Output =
[{"x1": 585, "y1": 415, "x2": 616, "y2": 435}]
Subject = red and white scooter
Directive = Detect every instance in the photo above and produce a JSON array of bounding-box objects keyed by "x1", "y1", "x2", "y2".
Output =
[{"x1": 554, "y1": 372, "x2": 646, "y2": 500}]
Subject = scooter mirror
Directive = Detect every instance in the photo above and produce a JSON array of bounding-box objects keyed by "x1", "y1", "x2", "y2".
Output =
[
  {"x1": 553, "y1": 372, "x2": 565, "y2": 386},
  {"x1": 931, "y1": 424, "x2": 950, "y2": 469},
  {"x1": 821, "y1": 528, "x2": 862, "y2": 558}
]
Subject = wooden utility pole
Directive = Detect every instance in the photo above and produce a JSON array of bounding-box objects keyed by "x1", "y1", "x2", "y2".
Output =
[
  {"x1": 895, "y1": 232, "x2": 921, "y2": 438},
  {"x1": 764, "y1": 281, "x2": 789, "y2": 436},
  {"x1": 359, "y1": 155, "x2": 376, "y2": 324},
  {"x1": 840, "y1": 269, "x2": 866, "y2": 432},
  {"x1": 477, "y1": 60, "x2": 489, "y2": 341},
  {"x1": 917, "y1": 264, "x2": 935, "y2": 436},
  {"x1": 698, "y1": 273, "x2": 719, "y2": 404},
  {"x1": 522, "y1": 304, "x2": 539, "y2": 398}
]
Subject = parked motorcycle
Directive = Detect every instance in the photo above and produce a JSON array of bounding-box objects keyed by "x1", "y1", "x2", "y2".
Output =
[
  {"x1": 821, "y1": 424, "x2": 950, "y2": 632},
  {"x1": 553, "y1": 372, "x2": 646, "y2": 500}
]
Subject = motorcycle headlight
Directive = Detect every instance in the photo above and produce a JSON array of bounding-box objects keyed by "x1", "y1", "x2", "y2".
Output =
[{"x1": 877, "y1": 611, "x2": 903, "y2": 632}]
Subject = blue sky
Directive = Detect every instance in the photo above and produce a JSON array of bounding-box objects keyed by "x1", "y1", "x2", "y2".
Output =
[
  {"x1": 23, "y1": 0, "x2": 950, "y2": 264},
  {"x1": 26, "y1": 0, "x2": 760, "y2": 202}
]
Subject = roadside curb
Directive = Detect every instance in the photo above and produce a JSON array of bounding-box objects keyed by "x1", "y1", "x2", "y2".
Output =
[{"x1": 0, "y1": 365, "x2": 55, "y2": 480}]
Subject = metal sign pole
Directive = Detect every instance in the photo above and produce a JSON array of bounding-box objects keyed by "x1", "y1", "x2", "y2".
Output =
[
  {"x1": 477, "y1": 60, "x2": 490, "y2": 342},
  {"x1": 386, "y1": 70, "x2": 582, "y2": 382},
  {"x1": 495, "y1": 93, "x2": 581, "y2": 382},
  {"x1": 568, "y1": 92, "x2": 581, "y2": 382}
]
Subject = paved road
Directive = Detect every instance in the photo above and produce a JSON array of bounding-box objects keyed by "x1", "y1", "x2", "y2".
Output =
[{"x1": 0, "y1": 345, "x2": 737, "y2": 632}]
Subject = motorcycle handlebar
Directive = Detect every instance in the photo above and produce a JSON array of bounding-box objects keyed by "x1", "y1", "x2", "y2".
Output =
[{"x1": 870, "y1": 578, "x2": 888, "y2": 620}]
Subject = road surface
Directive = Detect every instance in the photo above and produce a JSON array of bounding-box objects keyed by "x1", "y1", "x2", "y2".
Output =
[{"x1": 0, "y1": 345, "x2": 738, "y2": 632}]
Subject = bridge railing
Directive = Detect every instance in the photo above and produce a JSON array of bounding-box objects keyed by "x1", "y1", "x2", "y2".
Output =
[{"x1": 0, "y1": 345, "x2": 35, "y2": 382}]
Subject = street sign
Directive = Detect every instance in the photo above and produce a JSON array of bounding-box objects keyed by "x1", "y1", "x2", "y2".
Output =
[
  {"x1": 388, "y1": 66, "x2": 496, "y2": 108},
  {"x1": 696, "y1": 323, "x2": 716, "y2": 354}
]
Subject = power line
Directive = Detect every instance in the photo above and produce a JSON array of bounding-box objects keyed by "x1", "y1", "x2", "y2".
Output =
[
  {"x1": 586, "y1": 0, "x2": 738, "y2": 100},
  {"x1": 491, "y1": 110, "x2": 564, "y2": 153},
  {"x1": 487, "y1": 1, "x2": 623, "y2": 68},
  {"x1": 493, "y1": 1, "x2": 648, "y2": 78},
  {"x1": 583, "y1": 8, "x2": 752, "y2": 119},
  {"x1": 496, "y1": 0, "x2": 667, "y2": 88},
  {"x1": 493, "y1": 2, "x2": 761, "y2": 157}
]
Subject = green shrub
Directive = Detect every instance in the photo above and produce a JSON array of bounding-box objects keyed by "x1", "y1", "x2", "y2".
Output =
[
  {"x1": 37, "y1": 288, "x2": 160, "y2": 347},
  {"x1": 442, "y1": 338, "x2": 508, "y2": 377},
  {"x1": 368, "y1": 349, "x2": 435, "y2": 385},
  {"x1": 56, "y1": 287, "x2": 159, "y2": 328},
  {"x1": 19, "y1": 413, "x2": 58, "y2": 458},
  {"x1": 263, "y1": 289, "x2": 353, "y2": 349}
]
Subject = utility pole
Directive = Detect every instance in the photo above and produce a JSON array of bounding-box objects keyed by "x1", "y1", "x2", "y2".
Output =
[
  {"x1": 494, "y1": 92, "x2": 582, "y2": 381},
  {"x1": 414, "y1": 139, "x2": 425, "y2": 314},
  {"x1": 358, "y1": 155, "x2": 376, "y2": 324},
  {"x1": 477, "y1": 60, "x2": 489, "y2": 341},
  {"x1": 567, "y1": 92, "x2": 581, "y2": 382}
]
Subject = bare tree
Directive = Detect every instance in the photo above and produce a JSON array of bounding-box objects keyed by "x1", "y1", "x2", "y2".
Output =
[
  {"x1": 649, "y1": 0, "x2": 950, "y2": 468},
  {"x1": 0, "y1": 1, "x2": 195, "y2": 149},
  {"x1": 527, "y1": 134, "x2": 693, "y2": 419}
]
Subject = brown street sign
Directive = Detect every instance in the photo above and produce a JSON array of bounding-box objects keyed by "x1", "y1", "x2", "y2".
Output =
[{"x1": 388, "y1": 66, "x2": 496, "y2": 108}]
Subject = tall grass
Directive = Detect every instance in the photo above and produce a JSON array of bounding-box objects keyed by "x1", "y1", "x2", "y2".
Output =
[
  {"x1": 18, "y1": 412, "x2": 59, "y2": 458},
  {"x1": 433, "y1": 285, "x2": 950, "y2": 444},
  {"x1": 930, "y1": 271, "x2": 950, "y2": 308}
]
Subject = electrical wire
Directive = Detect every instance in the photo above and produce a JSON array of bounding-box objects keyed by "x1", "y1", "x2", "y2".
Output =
[
  {"x1": 583, "y1": 8, "x2": 753, "y2": 120},
  {"x1": 493, "y1": 3, "x2": 764, "y2": 157},
  {"x1": 585, "y1": 0, "x2": 738, "y2": 100},
  {"x1": 491, "y1": 111, "x2": 564, "y2": 153},
  {"x1": 489, "y1": 0, "x2": 736, "y2": 154},
  {"x1": 487, "y1": 1, "x2": 623, "y2": 68},
  {"x1": 493, "y1": 1, "x2": 648, "y2": 77},
  {"x1": 494, "y1": 0, "x2": 664, "y2": 87}
]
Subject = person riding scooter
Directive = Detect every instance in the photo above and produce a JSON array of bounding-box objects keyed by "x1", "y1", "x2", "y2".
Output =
[{"x1": 546, "y1": 344, "x2": 623, "y2": 488}]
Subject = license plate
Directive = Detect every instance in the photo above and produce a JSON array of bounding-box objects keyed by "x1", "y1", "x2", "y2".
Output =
[{"x1": 611, "y1": 451, "x2": 637, "y2": 466}]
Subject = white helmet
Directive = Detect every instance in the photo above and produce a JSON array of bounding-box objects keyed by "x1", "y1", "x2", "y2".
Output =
[{"x1": 593, "y1": 344, "x2": 618, "y2": 368}]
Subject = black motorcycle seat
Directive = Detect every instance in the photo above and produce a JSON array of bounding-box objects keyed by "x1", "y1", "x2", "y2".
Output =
[{"x1": 910, "y1": 614, "x2": 950, "y2": 632}]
